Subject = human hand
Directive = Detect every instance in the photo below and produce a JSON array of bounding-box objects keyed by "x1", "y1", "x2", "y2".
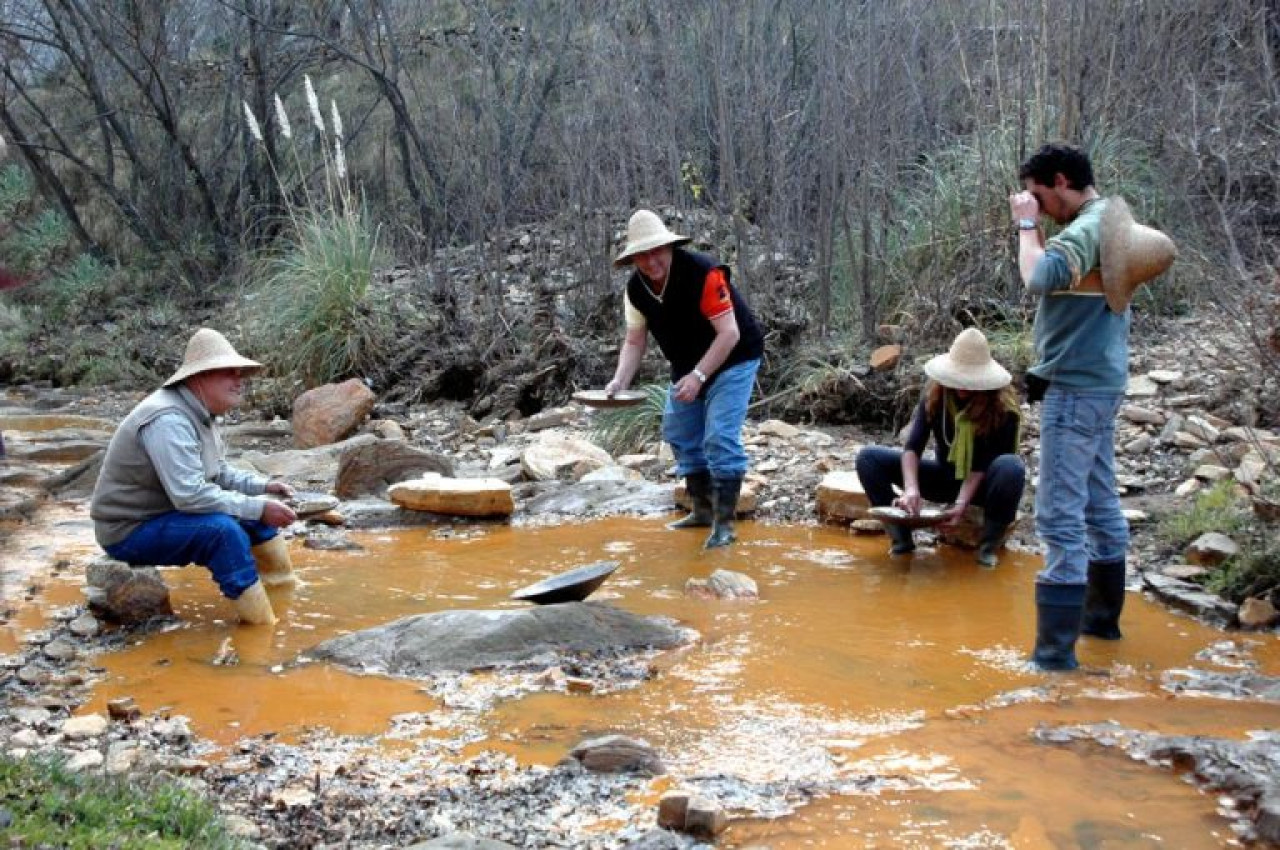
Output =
[
  {"x1": 893, "y1": 489, "x2": 923, "y2": 515},
  {"x1": 939, "y1": 502, "x2": 969, "y2": 527},
  {"x1": 262, "y1": 499, "x2": 297, "y2": 528},
  {"x1": 265, "y1": 480, "x2": 295, "y2": 499},
  {"x1": 604, "y1": 378, "x2": 625, "y2": 397},
  {"x1": 671, "y1": 373, "x2": 702, "y2": 403},
  {"x1": 1009, "y1": 190, "x2": 1040, "y2": 221}
]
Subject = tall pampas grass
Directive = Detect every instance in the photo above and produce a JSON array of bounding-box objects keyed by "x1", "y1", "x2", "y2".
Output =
[{"x1": 241, "y1": 79, "x2": 386, "y2": 389}]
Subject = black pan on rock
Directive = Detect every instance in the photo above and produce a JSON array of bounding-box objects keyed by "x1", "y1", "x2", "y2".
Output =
[{"x1": 510, "y1": 560, "x2": 621, "y2": 604}]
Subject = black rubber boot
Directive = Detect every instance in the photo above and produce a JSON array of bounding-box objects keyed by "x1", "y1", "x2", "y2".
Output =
[
  {"x1": 1081, "y1": 558, "x2": 1126, "y2": 640},
  {"x1": 704, "y1": 477, "x2": 742, "y2": 549},
  {"x1": 886, "y1": 524, "x2": 915, "y2": 555},
  {"x1": 668, "y1": 470, "x2": 713, "y2": 530},
  {"x1": 975, "y1": 518, "x2": 1010, "y2": 568},
  {"x1": 1030, "y1": 582, "x2": 1086, "y2": 671}
]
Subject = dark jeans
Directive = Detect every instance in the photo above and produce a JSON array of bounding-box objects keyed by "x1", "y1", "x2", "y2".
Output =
[
  {"x1": 104, "y1": 511, "x2": 277, "y2": 599},
  {"x1": 854, "y1": 446, "x2": 1025, "y2": 526}
]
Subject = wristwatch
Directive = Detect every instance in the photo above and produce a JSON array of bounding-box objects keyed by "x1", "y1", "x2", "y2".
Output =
[
  {"x1": 1017, "y1": 218, "x2": 1038, "y2": 231},
  {"x1": 692, "y1": 368, "x2": 708, "y2": 384}
]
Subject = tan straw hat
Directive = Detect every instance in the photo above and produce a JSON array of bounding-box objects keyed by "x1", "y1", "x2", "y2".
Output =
[
  {"x1": 923, "y1": 328, "x2": 1012, "y2": 391},
  {"x1": 163, "y1": 328, "x2": 263, "y2": 387},
  {"x1": 1100, "y1": 197, "x2": 1177, "y2": 313},
  {"x1": 613, "y1": 209, "x2": 691, "y2": 267}
]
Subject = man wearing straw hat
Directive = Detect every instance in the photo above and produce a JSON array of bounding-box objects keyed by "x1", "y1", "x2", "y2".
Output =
[
  {"x1": 606, "y1": 209, "x2": 765, "y2": 549},
  {"x1": 1010, "y1": 143, "x2": 1175, "y2": 670},
  {"x1": 90, "y1": 328, "x2": 298, "y2": 625}
]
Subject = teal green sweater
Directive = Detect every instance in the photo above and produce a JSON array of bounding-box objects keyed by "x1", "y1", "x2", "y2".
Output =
[{"x1": 1027, "y1": 198, "x2": 1129, "y2": 392}]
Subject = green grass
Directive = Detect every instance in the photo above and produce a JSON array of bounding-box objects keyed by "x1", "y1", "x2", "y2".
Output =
[
  {"x1": 590, "y1": 383, "x2": 667, "y2": 455},
  {"x1": 1205, "y1": 537, "x2": 1280, "y2": 603},
  {"x1": 0, "y1": 164, "x2": 33, "y2": 219},
  {"x1": 1154, "y1": 479, "x2": 1252, "y2": 548},
  {"x1": 0, "y1": 754, "x2": 245, "y2": 849},
  {"x1": 247, "y1": 208, "x2": 389, "y2": 388}
]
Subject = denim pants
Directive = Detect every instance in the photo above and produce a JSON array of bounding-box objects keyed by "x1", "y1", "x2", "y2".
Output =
[
  {"x1": 662, "y1": 358, "x2": 760, "y2": 480},
  {"x1": 854, "y1": 446, "x2": 1026, "y2": 526},
  {"x1": 104, "y1": 512, "x2": 277, "y2": 599},
  {"x1": 1035, "y1": 386, "x2": 1129, "y2": 584}
]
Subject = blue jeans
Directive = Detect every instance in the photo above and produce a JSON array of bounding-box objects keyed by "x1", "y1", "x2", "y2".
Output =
[
  {"x1": 1035, "y1": 387, "x2": 1129, "y2": 584},
  {"x1": 855, "y1": 446, "x2": 1026, "y2": 526},
  {"x1": 104, "y1": 512, "x2": 277, "y2": 599},
  {"x1": 662, "y1": 358, "x2": 760, "y2": 480}
]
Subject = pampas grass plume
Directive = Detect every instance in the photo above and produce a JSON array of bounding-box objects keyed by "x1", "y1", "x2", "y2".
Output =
[
  {"x1": 273, "y1": 94, "x2": 292, "y2": 140},
  {"x1": 334, "y1": 138, "x2": 347, "y2": 180},
  {"x1": 305, "y1": 75, "x2": 325, "y2": 134},
  {"x1": 330, "y1": 100, "x2": 344, "y2": 140},
  {"x1": 242, "y1": 101, "x2": 264, "y2": 143}
]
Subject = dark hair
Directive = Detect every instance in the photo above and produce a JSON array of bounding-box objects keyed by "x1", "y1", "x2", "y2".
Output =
[{"x1": 1018, "y1": 143, "x2": 1094, "y2": 190}]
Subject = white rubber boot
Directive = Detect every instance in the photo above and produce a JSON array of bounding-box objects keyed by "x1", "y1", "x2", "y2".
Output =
[
  {"x1": 251, "y1": 536, "x2": 297, "y2": 587},
  {"x1": 232, "y1": 580, "x2": 277, "y2": 625}
]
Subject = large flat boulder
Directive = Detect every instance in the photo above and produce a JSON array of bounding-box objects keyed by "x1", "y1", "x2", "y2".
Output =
[
  {"x1": 815, "y1": 470, "x2": 870, "y2": 521},
  {"x1": 310, "y1": 602, "x2": 688, "y2": 676},
  {"x1": 388, "y1": 475, "x2": 514, "y2": 517}
]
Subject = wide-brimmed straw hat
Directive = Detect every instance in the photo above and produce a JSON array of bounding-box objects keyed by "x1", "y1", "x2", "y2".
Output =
[
  {"x1": 1100, "y1": 197, "x2": 1177, "y2": 313},
  {"x1": 613, "y1": 209, "x2": 691, "y2": 268},
  {"x1": 923, "y1": 328, "x2": 1011, "y2": 391},
  {"x1": 163, "y1": 328, "x2": 263, "y2": 387}
]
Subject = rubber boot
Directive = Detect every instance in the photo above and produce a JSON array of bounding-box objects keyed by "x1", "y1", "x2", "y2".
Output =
[
  {"x1": 251, "y1": 535, "x2": 297, "y2": 587},
  {"x1": 886, "y1": 524, "x2": 916, "y2": 556},
  {"x1": 704, "y1": 477, "x2": 743, "y2": 549},
  {"x1": 975, "y1": 518, "x2": 1010, "y2": 568},
  {"x1": 668, "y1": 470, "x2": 714, "y2": 530},
  {"x1": 1081, "y1": 558, "x2": 1126, "y2": 640},
  {"x1": 232, "y1": 580, "x2": 277, "y2": 626},
  {"x1": 1030, "y1": 582, "x2": 1086, "y2": 671}
]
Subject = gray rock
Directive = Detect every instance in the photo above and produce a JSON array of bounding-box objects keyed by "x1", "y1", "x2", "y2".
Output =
[
  {"x1": 1257, "y1": 791, "x2": 1280, "y2": 844},
  {"x1": 312, "y1": 602, "x2": 688, "y2": 676},
  {"x1": 84, "y1": 558, "x2": 173, "y2": 624},
  {"x1": 517, "y1": 480, "x2": 675, "y2": 518},
  {"x1": 338, "y1": 498, "x2": 452, "y2": 529},
  {"x1": 567, "y1": 734, "x2": 665, "y2": 775},
  {"x1": 621, "y1": 829, "x2": 691, "y2": 850},
  {"x1": 402, "y1": 833, "x2": 518, "y2": 849},
  {"x1": 1186, "y1": 532, "x2": 1240, "y2": 566},
  {"x1": 335, "y1": 439, "x2": 454, "y2": 499},
  {"x1": 1142, "y1": 573, "x2": 1238, "y2": 627}
]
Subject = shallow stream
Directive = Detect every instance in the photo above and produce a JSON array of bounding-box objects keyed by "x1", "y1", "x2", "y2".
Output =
[{"x1": 5, "y1": 505, "x2": 1278, "y2": 848}]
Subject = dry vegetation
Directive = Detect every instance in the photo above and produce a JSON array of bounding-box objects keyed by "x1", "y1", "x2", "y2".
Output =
[{"x1": 0, "y1": 0, "x2": 1275, "y2": 425}]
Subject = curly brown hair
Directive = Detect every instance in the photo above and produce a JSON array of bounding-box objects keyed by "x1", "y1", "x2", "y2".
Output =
[{"x1": 924, "y1": 381, "x2": 1020, "y2": 436}]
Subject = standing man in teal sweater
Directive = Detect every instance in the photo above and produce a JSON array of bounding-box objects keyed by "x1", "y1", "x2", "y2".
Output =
[{"x1": 1010, "y1": 143, "x2": 1174, "y2": 670}]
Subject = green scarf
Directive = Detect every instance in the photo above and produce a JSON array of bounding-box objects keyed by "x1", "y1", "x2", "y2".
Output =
[
  {"x1": 945, "y1": 391, "x2": 1022, "y2": 481},
  {"x1": 945, "y1": 393, "x2": 976, "y2": 481}
]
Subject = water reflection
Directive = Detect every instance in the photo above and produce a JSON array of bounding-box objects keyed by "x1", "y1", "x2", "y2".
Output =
[{"x1": 9, "y1": 516, "x2": 1280, "y2": 847}]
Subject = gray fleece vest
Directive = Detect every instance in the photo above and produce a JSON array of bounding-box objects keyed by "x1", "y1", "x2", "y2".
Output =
[{"x1": 90, "y1": 387, "x2": 222, "y2": 546}]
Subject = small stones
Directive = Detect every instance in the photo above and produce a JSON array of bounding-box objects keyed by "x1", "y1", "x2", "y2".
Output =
[
  {"x1": 655, "y1": 789, "x2": 729, "y2": 838},
  {"x1": 61, "y1": 713, "x2": 109, "y2": 740}
]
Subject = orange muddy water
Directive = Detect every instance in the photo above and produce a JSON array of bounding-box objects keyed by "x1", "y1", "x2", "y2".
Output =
[{"x1": 5, "y1": 506, "x2": 1279, "y2": 848}]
